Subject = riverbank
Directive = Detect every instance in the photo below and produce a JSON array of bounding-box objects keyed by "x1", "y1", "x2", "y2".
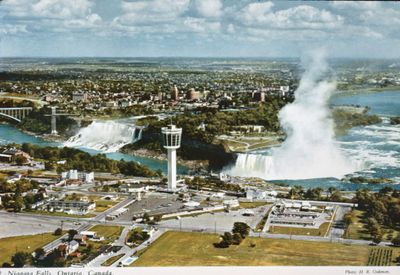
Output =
[
  {"x1": 120, "y1": 147, "x2": 208, "y2": 171},
  {"x1": 334, "y1": 85, "x2": 400, "y2": 97}
]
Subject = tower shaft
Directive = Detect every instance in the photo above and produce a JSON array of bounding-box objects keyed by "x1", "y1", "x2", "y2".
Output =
[
  {"x1": 51, "y1": 107, "x2": 58, "y2": 135},
  {"x1": 167, "y1": 149, "x2": 177, "y2": 190}
]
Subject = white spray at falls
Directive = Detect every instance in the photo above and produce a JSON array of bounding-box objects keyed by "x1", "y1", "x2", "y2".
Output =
[
  {"x1": 227, "y1": 51, "x2": 358, "y2": 180},
  {"x1": 64, "y1": 120, "x2": 141, "y2": 153}
]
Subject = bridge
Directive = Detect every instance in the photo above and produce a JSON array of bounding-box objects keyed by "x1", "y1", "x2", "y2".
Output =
[{"x1": 0, "y1": 107, "x2": 33, "y2": 122}]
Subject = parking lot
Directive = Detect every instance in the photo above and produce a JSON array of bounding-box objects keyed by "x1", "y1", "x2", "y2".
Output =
[
  {"x1": 158, "y1": 207, "x2": 267, "y2": 233},
  {"x1": 117, "y1": 192, "x2": 184, "y2": 222}
]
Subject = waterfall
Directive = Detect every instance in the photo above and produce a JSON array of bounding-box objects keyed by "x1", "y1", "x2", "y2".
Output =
[
  {"x1": 225, "y1": 50, "x2": 359, "y2": 180},
  {"x1": 64, "y1": 120, "x2": 140, "y2": 153}
]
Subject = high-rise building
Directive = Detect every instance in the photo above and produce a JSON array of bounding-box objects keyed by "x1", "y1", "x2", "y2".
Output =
[
  {"x1": 161, "y1": 124, "x2": 182, "y2": 190},
  {"x1": 171, "y1": 85, "x2": 179, "y2": 101},
  {"x1": 186, "y1": 88, "x2": 202, "y2": 100}
]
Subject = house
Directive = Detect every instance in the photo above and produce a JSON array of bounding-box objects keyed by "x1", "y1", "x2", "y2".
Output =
[
  {"x1": 73, "y1": 234, "x2": 88, "y2": 244},
  {"x1": 72, "y1": 92, "x2": 88, "y2": 103},
  {"x1": 1, "y1": 148, "x2": 31, "y2": 163},
  {"x1": 58, "y1": 241, "x2": 80, "y2": 258},
  {"x1": 68, "y1": 240, "x2": 79, "y2": 254}
]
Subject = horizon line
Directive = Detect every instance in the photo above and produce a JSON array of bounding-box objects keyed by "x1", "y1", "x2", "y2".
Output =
[{"x1": 1, "y1": 56, "x2": 399, "y2": 60}]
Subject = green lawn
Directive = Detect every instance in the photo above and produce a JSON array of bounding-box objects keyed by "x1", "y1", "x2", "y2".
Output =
[
  {"x1": 239, "y1": 202, "x2": 270, "y2": 209},
  {"x1": 95, "y1": 200, "x2": 119, "y2": 212},
  {"x1": 101, "y1": 254, "x2": 124, "y2": 266},
  {"x1": 269, "y1": 222, "x2": 331, "y2": 237},
  {"x1": 132, "y1": 231, "x2": 380, "y2": 266},
  {"x1": 90, "y1": 225, "x2": 123, "y2": 241},
  {"x1": 0, "y1": 233, "x2": 61, "y2": 265}
]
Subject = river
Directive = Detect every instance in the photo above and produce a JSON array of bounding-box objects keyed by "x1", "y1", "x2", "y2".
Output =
[
  {"x1": 0, "y1": 122, "x2": 188, "y2": 175},
  {"x1": 0, "y1": 90, "x2": 399, "y2": 190},
  {"x1": 226, "y1": 90, "x2": 400, "y2": 191}
]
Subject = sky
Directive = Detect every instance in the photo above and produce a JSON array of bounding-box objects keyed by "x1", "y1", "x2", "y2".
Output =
[{"x1": 0, "y1": 0, "x2": 400, "y2": 58}]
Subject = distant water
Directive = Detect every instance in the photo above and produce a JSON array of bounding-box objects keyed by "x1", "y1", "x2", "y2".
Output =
[
  {"x1": 0, "y1": 90, "x2": 399, "y2": 189},
  {"x1": 225, "y1": 90, "x2": 400, "y2": 190},
  {"x1": 0, "y1": 123, "x2": 187, "y2": 175}
]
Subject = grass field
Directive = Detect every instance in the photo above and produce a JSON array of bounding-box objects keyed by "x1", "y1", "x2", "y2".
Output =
[
  {"x1": 132, "y1": 231, "x2": 378, "y2": 266},
  {"x1": 239, "y1": 202, "x2": 270, "y2": 209},
  {"x1": 0, "y1": 233, "x2": 60, "y2": 265},
  {"x1": 90, "y1": 225, "x2": 123, "y2": 241},
  {"x1": 95, "y1": 200, "x2": 119, "y2": 212},
  {"x1": 269, "y1": 222, "x2": 331, "y2": 237},
  {"x1": 101, "y1": 254, "x2": 124, "y2": 266}
]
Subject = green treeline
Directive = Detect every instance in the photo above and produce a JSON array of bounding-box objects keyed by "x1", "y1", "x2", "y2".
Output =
[
  {"x1": 127, "y1": 100, "x2": 288, "y2": 169},
  {"x1": 20, "y1": 143, "x2": 159, "y2": 177},
  {"x1": 19, "y1": 107, "x2": 77, "y2": 135},
  {"x1": 332, "y1": 108, "x2": 382, "y2": 135}
]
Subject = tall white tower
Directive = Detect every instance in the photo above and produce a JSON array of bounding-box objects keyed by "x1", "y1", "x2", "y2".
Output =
[
  {"x1": 50, "y1": 107, "x2": 58, "y2": 135},
  {"x1": 161, "y1": 124, "x2": 182, "y2": 190}
]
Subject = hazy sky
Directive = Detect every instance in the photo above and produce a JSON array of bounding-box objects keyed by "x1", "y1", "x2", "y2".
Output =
[{"x1": 1, "y1": 0, "x2": 400, "y2": 58}]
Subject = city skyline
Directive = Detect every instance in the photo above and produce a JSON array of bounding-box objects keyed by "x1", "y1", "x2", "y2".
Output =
[{"x1": 1, "y1": 0, "x2": 400, "y2": 58}]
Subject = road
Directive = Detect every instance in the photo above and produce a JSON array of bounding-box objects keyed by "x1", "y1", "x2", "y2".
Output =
[
  {"x1": 0, "y1": 201, "x2": 394, "y2": 267},
  {"x1": 0, "y1": 212, "x2": 76, "y2": 238},
  {"x1": 41, "y1": 196, "x2": 136, "y2": 253}
]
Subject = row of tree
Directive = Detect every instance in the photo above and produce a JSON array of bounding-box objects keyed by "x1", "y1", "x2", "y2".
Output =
[
  {"x1": 285, "y1": 185, "x2": 346, "y2": 202},
  {"x1": 20, "y1": 143, "x2": 160, "y2": 177}
]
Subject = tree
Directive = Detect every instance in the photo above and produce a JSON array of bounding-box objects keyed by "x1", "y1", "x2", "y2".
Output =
[
  {"x1": 392, "y1": 235, "x2": 400, "y2": 247},
  {"x1": 288, "y1": 185, "x2": 304, "y2": 199},
  {"x1": 34, "y1": 248, "x2": 45, "y2": 259},
  {"x1": 54, "y1": 228, "x2": 63, "y2": 236},
  {"x1": 68, "y1": 229, "x2": 78, "y2": 240},
  {"x1": 232, "y1": 233, "x2": 243, "y2": 245},
  {"x1": 13, "y1": 195, "x2": 25, "y2": 212},
  {"x1": 143, "y1": 213, "x2": 150, "y2": 223},
  {"x1": 232, "y1": 222, "x2": 250, "y2": 238},
  {"x1": 15, "y1": 155, "x2": 28, "y2": 165},
  {"x1": 220, "y1": 232, "x2": 233, "y2": 247},
  {"x1": 372, "y1": 233, "x2": 383, "y2": 245},
  {"x1": 44, "y1": 161, "x2": 55, "y2": 171},
  {"x1": 153, "y1": 214, "x2": 163, "y2": 223},
  {"x1": 11, "y1": 251, "x2": 30, "y2": 267}
]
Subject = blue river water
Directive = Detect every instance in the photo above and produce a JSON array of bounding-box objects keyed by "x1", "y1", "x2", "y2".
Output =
[
  {"x1": 269, "y1": 90, "x2": 400, "y2": 190},
  {"x1": 0, "y1": 124, "x2": 188, "y2": 175},
  {"x1": 0, "y1": 90, "x2": 399, "y2": 190}
]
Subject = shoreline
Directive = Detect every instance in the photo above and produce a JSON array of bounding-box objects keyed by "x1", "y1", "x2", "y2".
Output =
[
  {"x1": 333, "y1": 85, "x2": 400, "y2": 97},
  {"x1": 120, "y1": 148, "x2": 208, "y2": 170}
]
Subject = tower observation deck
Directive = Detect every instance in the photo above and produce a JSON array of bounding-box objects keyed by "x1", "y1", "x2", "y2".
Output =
[{"x1": 161, "y1": 124, "x2": 182, "y2": 190}]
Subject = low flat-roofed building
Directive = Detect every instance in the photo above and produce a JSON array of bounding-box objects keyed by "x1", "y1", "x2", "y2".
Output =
[
  {"x1": 47, "y1": 200, "x2": 96, "y2": 215},
  {"x1": 106, "y1": 207, "x2": 129, "y2": 220}
]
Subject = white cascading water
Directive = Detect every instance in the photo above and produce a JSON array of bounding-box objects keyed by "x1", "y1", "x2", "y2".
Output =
[
  {"x1": 64, "y1": 120, "x2": 139, "y2": 153},
  {"x1": 226, "y1": 50, "x2": 360, "y2": 180}
]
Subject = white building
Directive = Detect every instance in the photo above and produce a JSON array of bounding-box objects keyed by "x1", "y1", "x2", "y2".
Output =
[
  {"x1": 61, "y1": 170, "x2": 94, "y2": 183},
  {"x1": 46, "y1": 200, "x2": 96, "y2": 215},
  {"x1": 246, "y1": 188, "x2": 277, "y2": 201}
]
